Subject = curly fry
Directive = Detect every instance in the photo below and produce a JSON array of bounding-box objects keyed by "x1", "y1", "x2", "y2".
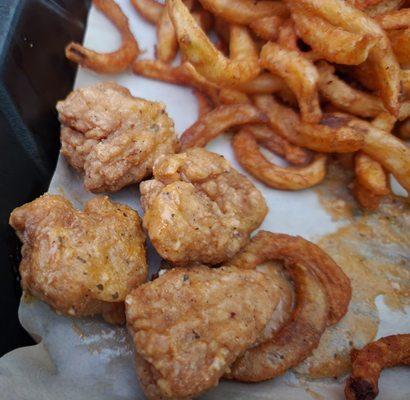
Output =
[
  {"x1": 130, "y1": 0, "x2": 163, "y2": 24},
  {"x1": 156, "y1": 9, "x2": 178, "y2": 63},
  {"x1": 254, "y1": 95, "x2": 365, "y2": 153},
  {"x1": 233, "y1": 129, "x2": 327, "y2": 190},
  {"x1": 398, "y1": 119, "x2": 410, "y2": 140},
  {"x1": 261, "y1": 42, "x2": 321, "y2": 123},
  {"x1": 132, "y1": 60, "x2": 219, "y2": 102},
  {"x1": 168, "y1": 0, "x2": 260, "y2": 86},
  {"x1": 225, "y1": 231, "x2": 350, "y2": 382},
  {"x1": 197, "y1": 0, "x2": 288, "y2": 25},
  {"x1": 244, "y1": 124, "x2": 311, "y2": 166},
  {"x1": 65, "y1": 0, "x2": 139, "y2": 73},
  {"x1": 399, "y1": 101, "x2": 410, "y2": 121},
  {"x1": 291, "y1": 9, "x2": 377, "y2": 65},
  {"x1": 364, "y1": 0, "x2": 405, "y2": 16},
  {"x1": 249, "y1": 16, "x2": 282, "y2": 41},
  {"x1": 194, "y1": 90, "x2": 214, "y2": 116},
  {"x1": 354, "y1": 112, "x2": 395, "y2": 208},
  {"x1": 355, "y1": 153, "x2": 390, "y2": 196},
  {"x1": 180, "y1": 104, "x2": 267, "y2": 149},
  {"x1": 387, "y1": 28, "x2": 410, "y2": 68},
  {"x1": 375, "y1": 9, "x2": 410, "y2": 30},
  {"x1": 235, "y1": 73, "x2": 287, "y2": 94},
  {"x1": 218, "y1": 88, "x2": 250, "y2": 105},
  {"x1": 345, "y1": 334, "x2": 410, "y2": 400},
  {"x1": 317, "y1": 61, "x2": 385, "y2": 118},
  {"x1": 287, "y1": 0, "x2": 400, "y2": 115},
  {"x1": 401, "y1": 69, "x2": 410, "y2": 97},
  {"x1": 362, "y1": 122, "x2": 410, "y2": 193}
]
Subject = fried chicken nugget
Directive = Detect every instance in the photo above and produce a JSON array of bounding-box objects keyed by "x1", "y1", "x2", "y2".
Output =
[
  {"x1": 9, "y1": 194, "x2": 147, "y2": 324},
  {"x1": 140, "y1": 148, "x2": 268, "y2": 266},
  {"x1": 125, "y1": 266, "x2": 280, "y2": 399},
  {"x1": 57, "y1": 82, "x2": 178, "y2": 192}
]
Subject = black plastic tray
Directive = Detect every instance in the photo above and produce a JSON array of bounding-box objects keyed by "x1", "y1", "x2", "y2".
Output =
[{"x1": 0, "y1": 0, "x2": 90, "y2": 356}]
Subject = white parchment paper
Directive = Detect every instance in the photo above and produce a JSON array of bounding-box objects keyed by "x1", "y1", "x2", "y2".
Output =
[{"x1": 0, "y1": 1, "x2": 409, "y2": 399}]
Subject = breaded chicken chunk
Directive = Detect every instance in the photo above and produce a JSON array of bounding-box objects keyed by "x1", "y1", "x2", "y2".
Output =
[
  {"x1": 57, "y1": 82, "x2": 178, "y2": 192},
  {"x1": 140, "y1": 148, "x2": 268, "y2": 266},
  {"x1": 10, "y1": 194, "x2": 147, "y2": 324},
  {"x1": 125, "y1": 266, "x2": 280, "y2": 399}
]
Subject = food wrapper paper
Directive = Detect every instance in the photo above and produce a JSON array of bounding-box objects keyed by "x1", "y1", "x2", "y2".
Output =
[{"x1": 0, "y1": 1, "x2": 409, "y2": 399}]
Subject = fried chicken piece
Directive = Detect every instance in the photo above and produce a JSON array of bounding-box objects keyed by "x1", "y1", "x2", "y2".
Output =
[
  {"x1": 57, "y1": 82, "x2": 178, "y2": 192},
  {"x1": 140, "y1": 148, "x2": 268, "y2": 266},
  {"x1": 10, "y1": 194, "x2": 147, "y2": 324},
  {"x1": 125, "y1": 266, "x2": 280, "y2": 400}
]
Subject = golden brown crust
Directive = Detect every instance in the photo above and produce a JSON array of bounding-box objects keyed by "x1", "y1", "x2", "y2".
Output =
[
  {"x1": 232, "y1": 129, "x2": 327, "y2": 190},
  {"x1": 345, "y1": 334, "x2": 410, "y2": 400},
  {"x1": 126, "y1": 266, "x2": 280, "y2": 399},
  {"x1": 140, "y1": 148, "x2": 267, "y2": 266},
  {"x1": 57, "y1": 82, "x2": 177, "y2": 192},
  {"x1": 65, "y1": 0, "x2": 139, "y2": 73},
  {"x1": 10, "y1": 194, "x2": 147, "y2": 324},
  {"x1": 224, "y1": 231, "x2": 351, "y2": 382}
]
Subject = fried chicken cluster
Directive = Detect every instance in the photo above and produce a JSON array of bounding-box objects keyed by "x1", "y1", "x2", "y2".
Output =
[
  {"x1": 140, "y1": 147, "x2": 268, "y2": 266},
  {"x1": 125, "y1": 266, "x2": 280, "y2": 399},
  {"x1": 10, "y1": 81, "x2": 359, "y2": 400},
  {"x1": 57, "y1": 82, "x2": 178, "y2": 192},
  {"x1": 10, "y1": 195, "x2": 147, "y2": 324}
]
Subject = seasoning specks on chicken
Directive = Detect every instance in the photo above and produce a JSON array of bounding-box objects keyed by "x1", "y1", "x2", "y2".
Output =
[
  {"x1": 140, "y1": 148, "x2": 268, "y2": 266},
  {"x1": 57, "y1": 82, "x2": 178, "y2": 192},
  {"x1": 10, "y1": 194, "x2": 147, "y2": 324}
]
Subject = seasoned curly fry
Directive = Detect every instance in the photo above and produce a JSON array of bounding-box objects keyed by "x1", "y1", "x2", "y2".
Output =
[
  {"x1": 398, "y1": 119, "x2": 410, "y2": 139},
  {"x1": 225, "y1": 231, "x2": 351, "y2": 382},
  {"x1": 218, "y1": 88, "x2": 250, "y2": 105},
  {"x1": 387, "y1": 28, "x2": 410, "y2": 68},
  {"x1": 261, "y1": 42, "x2": 321, "y2": 123},
  {"x1": 277, "y1": 18, "x2": 299, "y2": 50},
  {"x1": 197, "y1": 0, "x2": 288, "y2": 25},
  {"x1": 192, "y1": 9, "x2": 214, "y2": 33},
  {"x1": 353, "y1": 114, "x2": 395, "y2": 209},
  {"x1": 375, "y1": 8, "x2": 410, "y2": 30},
  {"x1": 132, "y1": 60, "x2": 219, "y2": 102},
  {"x1": 399, "y1": 101, "x2": 410, "y2": 121},
  {"x1": 168, "y1": 0, "x2": 260, "y2": 86},
  {"x1": 233, "y1": 129, "x2": 327, "y2": 190},
  {"x1": 345, "y1": 334, "x2": 410, "y2": 400},
  {"x1": 254, "y1": 95, "x2": 365, "y2": 153},
  {"x1": 65, "y1": 0, "x2": 139, "y2": 73},
  {"x1": 287, "y1": 0, "x2": 401, "y2": 115},
  {"x1": 291, "y1": 9, "x2": 377, "y2": 65},
  {"x1": 249, "y1": 16, "x2": 282, "y2": 41},
  {"x1": 401, "y1": 71, "x2": 410, "y2": 94},
  {"x1": 194, "y1": 90, "x2": 214, "y2": 116},
  {"x1": 355, "y1": 153, "x2": 390, "y2": 196},
  {"x1": 235, "y1": 73, "x2": 288, "y2": 94},
  {"x1": 362, "y1": 122, "x2": 410, "y2": 193},
  {"x1": 180, "y1": 104, "x2": 267, "y2": 149},
  {"x1": 156, "y1": 9, "x2": 178, "y2": 63},
  {"x1": 245, "y1": 124, "x2": 311, "y2": 166},
  {"x1": 130, "y1": 0, "x2": 163, "y2": 23},
  {"x1": 364, "y1": 0, "x2": 405, "y2": 16},
  {"x1": 317, "y1": 61, "x2": 385, "y2": 118}
]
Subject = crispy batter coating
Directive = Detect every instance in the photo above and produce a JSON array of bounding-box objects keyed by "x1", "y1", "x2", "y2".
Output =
[
  {"x1": 125, "y1": 266, "x2": 280, "y2": 399},
  {"x1": 140, "y1": 148, "x2": 268, "y2": 266},
  {"x1": 57, "y1": 82, "x2": 177, "y2": 192},
  {"x1": 9, "y1": 194, "x2": 147, "y2": 324},
  {"x1": 345, "y1": 334, "x2": 410, "y2": 400}
]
